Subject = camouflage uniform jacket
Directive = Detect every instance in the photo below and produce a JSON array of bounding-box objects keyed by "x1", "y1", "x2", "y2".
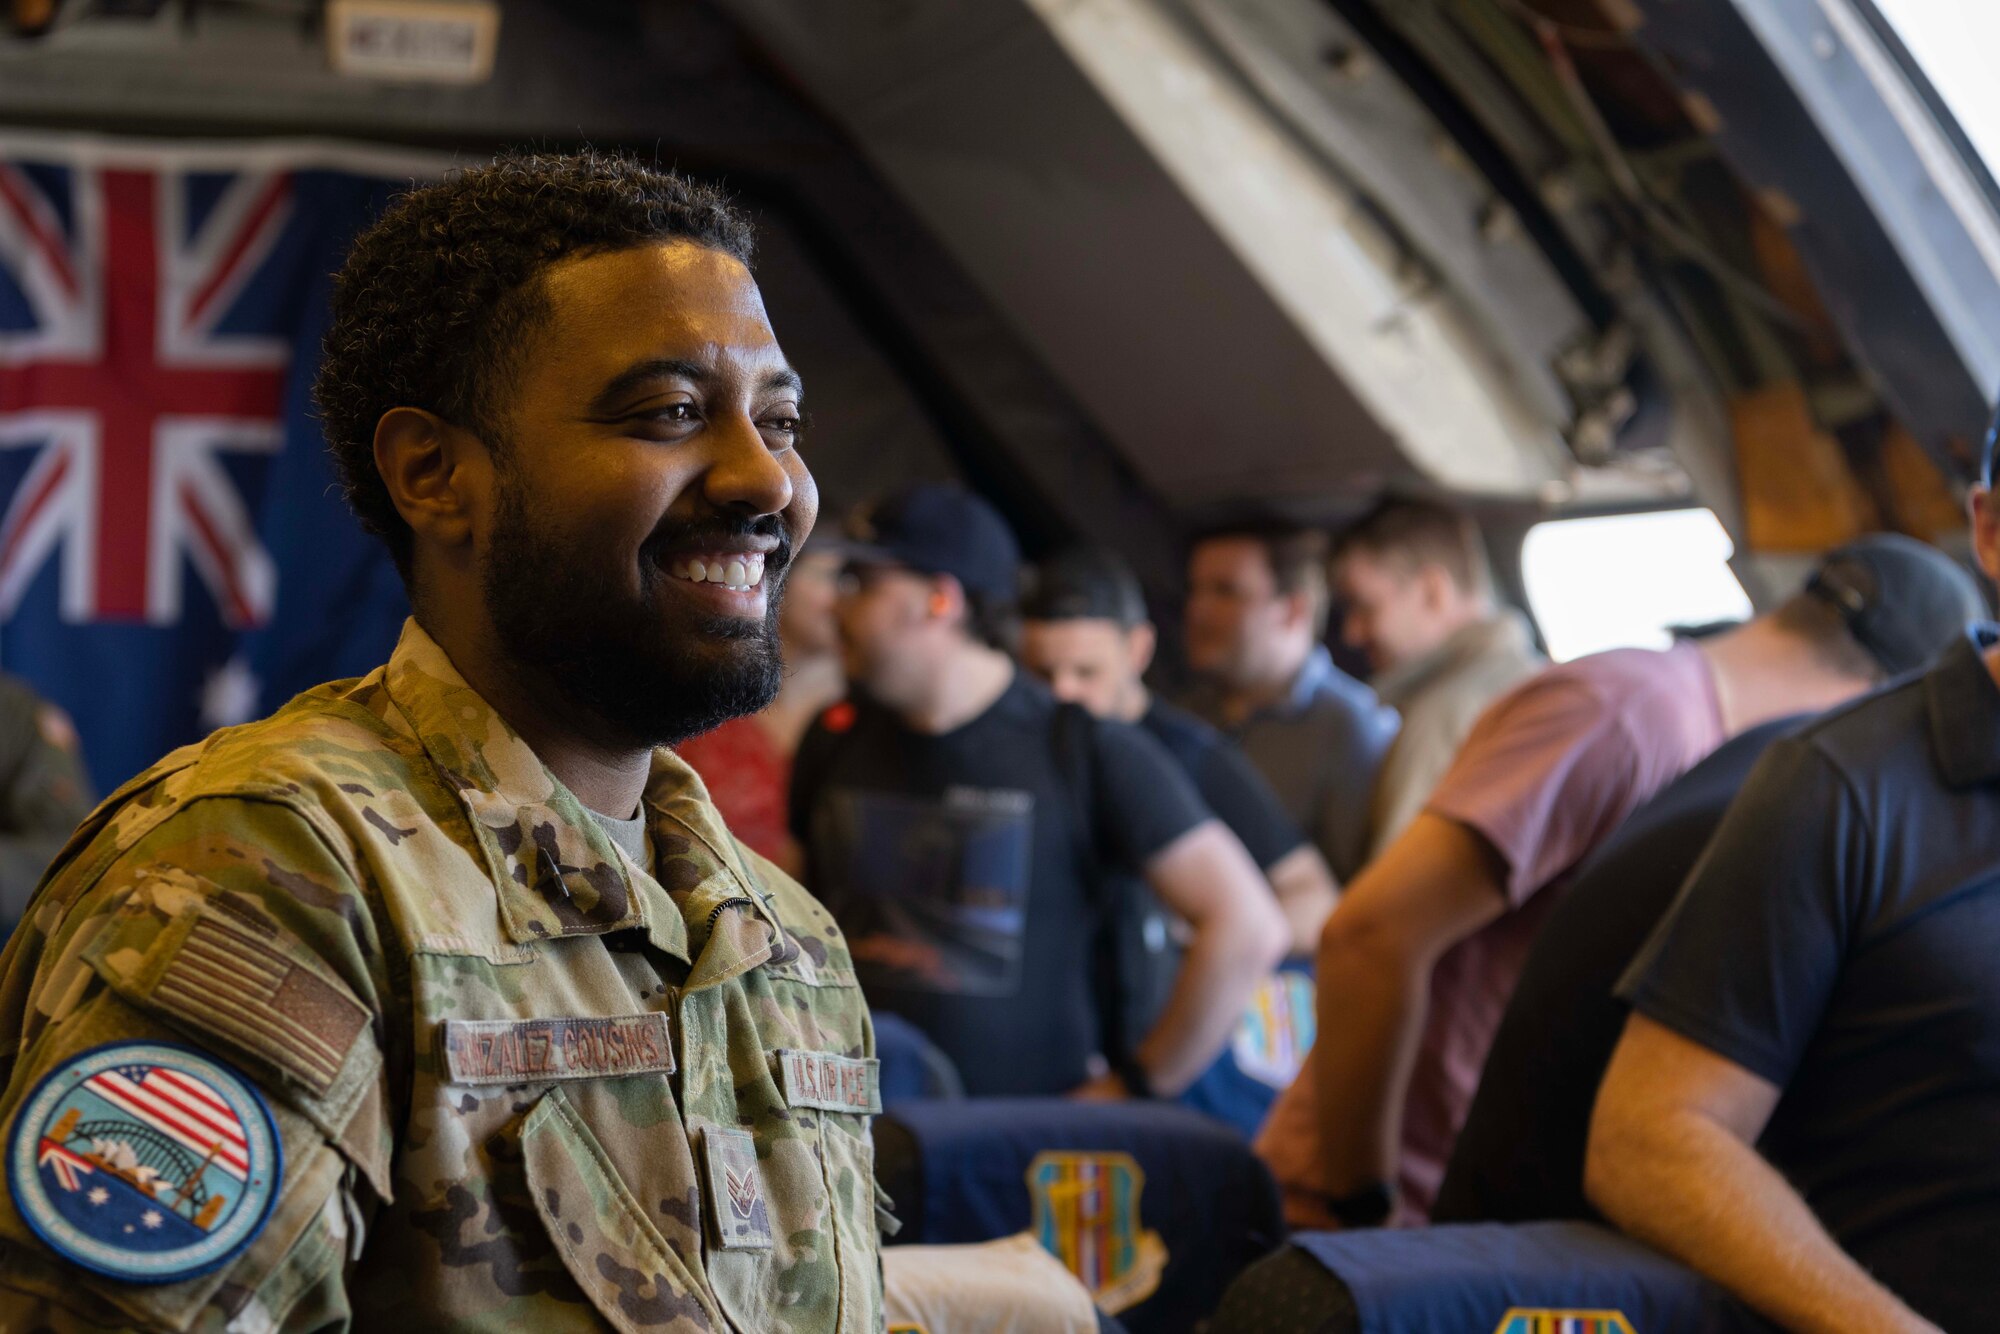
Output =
[{"x1": 0, "y1": 619, "x2": 885, "y2": 1332}]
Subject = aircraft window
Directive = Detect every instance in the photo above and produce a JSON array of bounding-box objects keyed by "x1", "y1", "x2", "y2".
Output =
[
  {"x1": 1870, "y1": 1, "x2": 2000, "y2": 193},
  {"x1": 1521, "y1": 509, "x2": 1752, "y2": 663}
]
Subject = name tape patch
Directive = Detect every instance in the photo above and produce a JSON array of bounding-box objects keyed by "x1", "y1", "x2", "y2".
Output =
[
  {"x1": 775, "y1": 1049, "x2": 881, "y2": 1115},
  {"x1": 439, "y1": 1014, "x2": 674, "y2": 1086},
  {"x1": 8, "y1": 1041, "x2": 283, "y2": 1284}
]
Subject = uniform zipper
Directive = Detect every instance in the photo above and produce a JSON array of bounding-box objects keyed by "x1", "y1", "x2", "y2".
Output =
[
  {"x1": 704, "y1": 896, "x2": 753, "y2": 931},
  {"x1": 664, "y1": 982, "x2": 685, "y2": 1092}
]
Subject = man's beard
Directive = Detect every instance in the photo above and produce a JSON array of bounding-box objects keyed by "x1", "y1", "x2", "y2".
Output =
[{"x1": 482, "y1": 476, "x2": 791, "y2": 748}]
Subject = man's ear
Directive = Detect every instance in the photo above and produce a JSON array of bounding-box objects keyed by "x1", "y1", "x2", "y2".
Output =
[
  {"x1": 1416, "y1": 563, "x2": 1455, "y2": 614},
  {"x1": 1971, "y1": 486, "x2": 2000, "y2": 588},
  {"x1": 926, "y1": 573, "x2": 968, "y2": 624},
  {"x1": 1128, "y1": 622, "x2": 1158, "y2": 677},
  {"x1": 373, "y1": 407, "x2": 491, "y2": 553}
]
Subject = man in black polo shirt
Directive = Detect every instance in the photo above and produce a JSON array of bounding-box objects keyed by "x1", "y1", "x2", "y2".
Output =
[
  {"x1": 1438, "y1": 536, "x2": 1983, "y2": 1227},
  {"x1": 1020, "y1": 546, "x2": 1340, "y2": 1134},
  {"x1": 791, "y1": 486, "x2": 1288, "y2": 1100},
  {"x1": 1588, "y1": 520, "x2": 2000, "y2": 1327}
]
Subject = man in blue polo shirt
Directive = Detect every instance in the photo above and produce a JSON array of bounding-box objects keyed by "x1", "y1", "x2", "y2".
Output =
[
  {"x1": 1589, "y1": 499, "x2": 2000, "y2": 1326},
  {"x1": 1181, "y1": 521, "x2": 1399, "y2": 882}
]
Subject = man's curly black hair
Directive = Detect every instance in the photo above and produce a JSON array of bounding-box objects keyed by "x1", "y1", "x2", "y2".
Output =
[{"x1": 314, "y1": 150, "x2": 756, "y2": 579}]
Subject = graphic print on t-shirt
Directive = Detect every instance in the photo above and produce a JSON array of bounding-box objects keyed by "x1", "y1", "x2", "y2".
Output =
[{"x1": 818, "y1": 784, "x2": 1035, "y2": 995}]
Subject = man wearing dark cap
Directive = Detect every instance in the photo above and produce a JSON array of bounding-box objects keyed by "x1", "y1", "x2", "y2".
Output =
[
  {"x1": 1019, "y1": 547, "x2": 1340, "y2": 1135},
  {"x1": 1587, "y1": 507, "x2": 2000, "y2": 1334},
  {"x1": 1437, "y1": 533, "x2": 1985, "y2": 1229},
  {"x1": 1257, "y1": 536, "x2": 1978, "y2": 1232},
  {"x1": 790, "y1": 485, "x2": 1289, "y2": 1100}
]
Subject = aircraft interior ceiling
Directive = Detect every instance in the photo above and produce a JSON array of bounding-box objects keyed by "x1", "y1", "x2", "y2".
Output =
[{"x1": 5, "y1": 0, "x2": 1997, "y2": 611}]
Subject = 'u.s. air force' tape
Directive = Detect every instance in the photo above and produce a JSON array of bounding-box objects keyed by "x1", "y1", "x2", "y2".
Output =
[
  {"x1": 7, "y1": 1040, "x2": 283, "y2": 1284},
  {"x1": 775, "y1": 1049, "x2": 881, "y2": 1114}
]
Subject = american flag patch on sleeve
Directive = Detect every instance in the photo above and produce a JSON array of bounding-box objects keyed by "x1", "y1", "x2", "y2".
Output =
[{"x1": 145, "y1": 907, "x2": 371, "y2": 1098}]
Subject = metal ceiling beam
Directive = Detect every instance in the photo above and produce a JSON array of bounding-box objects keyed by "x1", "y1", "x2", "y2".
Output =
[{"x1": 1626, "y1": 0, "x2": 2000, "y2": 475}]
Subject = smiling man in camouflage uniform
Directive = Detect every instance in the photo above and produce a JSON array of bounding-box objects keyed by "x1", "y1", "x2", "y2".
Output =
[{"x1": 0, "y1": 152, "x2": 883, "y2": 1331}]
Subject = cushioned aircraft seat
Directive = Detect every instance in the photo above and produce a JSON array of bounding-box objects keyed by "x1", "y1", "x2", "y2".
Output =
[
  {"x1": 872, "y1": 1098, "x2": 1283, "y2": 1334},
  {"x1": 1173, "y1": 958, "x2": 1316, "y2": 1139},
  {"x1": 1208, "y1": 1221, "x2": 1772, "y2": 1334}
]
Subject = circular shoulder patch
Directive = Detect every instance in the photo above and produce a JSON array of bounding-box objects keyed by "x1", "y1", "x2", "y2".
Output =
[{"x1": 8, "y1": 1041, "x2": 284, "y2": 1284}]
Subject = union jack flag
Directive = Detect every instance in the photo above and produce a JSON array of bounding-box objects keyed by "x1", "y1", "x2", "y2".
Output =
[
  {"x1": 0, "y1": 162, "x2": 289, "y2": 628},
  {"x1": 0, "y1": 135, "x2": 434, "y2": 789},
  {"x1": 37, "y1": 1138, "x2": 94, "y2": 1192}
]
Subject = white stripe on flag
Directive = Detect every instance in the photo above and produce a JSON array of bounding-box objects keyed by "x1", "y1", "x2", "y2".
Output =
[
  {"x1": 141, "y1": 1071, "x2": 246, "y2": 1146},
  {"x1": 151, "y1": 1064, "x2": 239, "y2": 1117},
  {"x1": 87, "y1": 1072, "x2": 249, "y2": 1180}
]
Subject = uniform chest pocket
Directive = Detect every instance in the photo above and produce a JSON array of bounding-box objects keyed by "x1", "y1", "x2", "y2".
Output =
[
  {"x1": 701, "y1": 1103, "x2": 880, "y2": 1334},
  {"x1": 680, "y1": 976, "x2": 884, "y2": 1331},
  {"x1": 770, "y1": 1047, "x2": 882, "y2": 1325},
  {"x1": 816, "y1": 1107, "x2": 883, "y2": 1328},
  {"x1": 520, "y1": 1086, "x2": 723, "y2": 1334},
  {"x1": 698, "y1": 1046, "x2": 883, "y2": 1333}
]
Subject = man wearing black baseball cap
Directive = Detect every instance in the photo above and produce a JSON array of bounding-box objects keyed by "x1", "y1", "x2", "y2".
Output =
[
  {"x1": 790, "y1": 484, "x2": 1288, "y2": 1100},
  {"x1": 1585, "y1": 516, "x2": 1997, "y2": 1331},
  {"x1": 1434, "y1": 533, "x2": 1986, "y2": 1232}
]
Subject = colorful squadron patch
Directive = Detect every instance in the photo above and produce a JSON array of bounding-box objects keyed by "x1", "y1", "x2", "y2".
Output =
[
  {"x1": 1027, "y1": 1150, "x2": 1168, "y2": 1315},
  {"x1": 7, "y1": 1041, "x2": 283, "y2": 1283},
  {"x1": 1493, "y1": 1311, "x2": 1636, "y2": 1334},
  {"x1": 1231, "y1": 969, "x2": 1316, "y2": 1088}
]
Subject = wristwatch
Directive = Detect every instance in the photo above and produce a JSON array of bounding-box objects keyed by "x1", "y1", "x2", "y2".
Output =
[
  {"x1": 1113, "y1": 1053, "x2": 1157, "y2": 1100},
  {"x1": 1326, "y1": 1181, "x2": 1394, "y2": 1228}
]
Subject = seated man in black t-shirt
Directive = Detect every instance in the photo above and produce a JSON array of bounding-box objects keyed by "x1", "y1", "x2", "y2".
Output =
[
  {"x1": 1587, "y1": 517, "x2": 1999, "y2": 1329},
  {"x1": 791, "y1": 485, "x2": 1290, "y2": 1100},
  {"x1": 1020, "y1": 547, "x2": 1342, "y2": 1133},
  {"x1": 1020, "y1": 546, "x2": 1340, "y2": 956}
]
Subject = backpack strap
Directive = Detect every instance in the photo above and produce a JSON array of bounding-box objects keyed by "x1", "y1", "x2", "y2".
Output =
[{"x1": 1049, "y1": 701, "x2": 1108, "y2": 906}]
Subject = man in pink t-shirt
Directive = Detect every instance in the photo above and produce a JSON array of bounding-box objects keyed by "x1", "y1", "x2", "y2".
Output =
[{"x1": 1257, "y1": 537, "x2": 1974, "y2": 1228}]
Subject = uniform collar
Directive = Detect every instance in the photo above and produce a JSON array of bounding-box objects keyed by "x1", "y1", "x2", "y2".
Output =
[
  {"x1": 383, "y1": 619, "x2": 795, "y2": 977},
  {"x1": 645, "y1": 750, "x2": 802, "y2": 987},
  {"x1": 1927, "y1": 624, "x2": 2000, "y2": 788}
]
